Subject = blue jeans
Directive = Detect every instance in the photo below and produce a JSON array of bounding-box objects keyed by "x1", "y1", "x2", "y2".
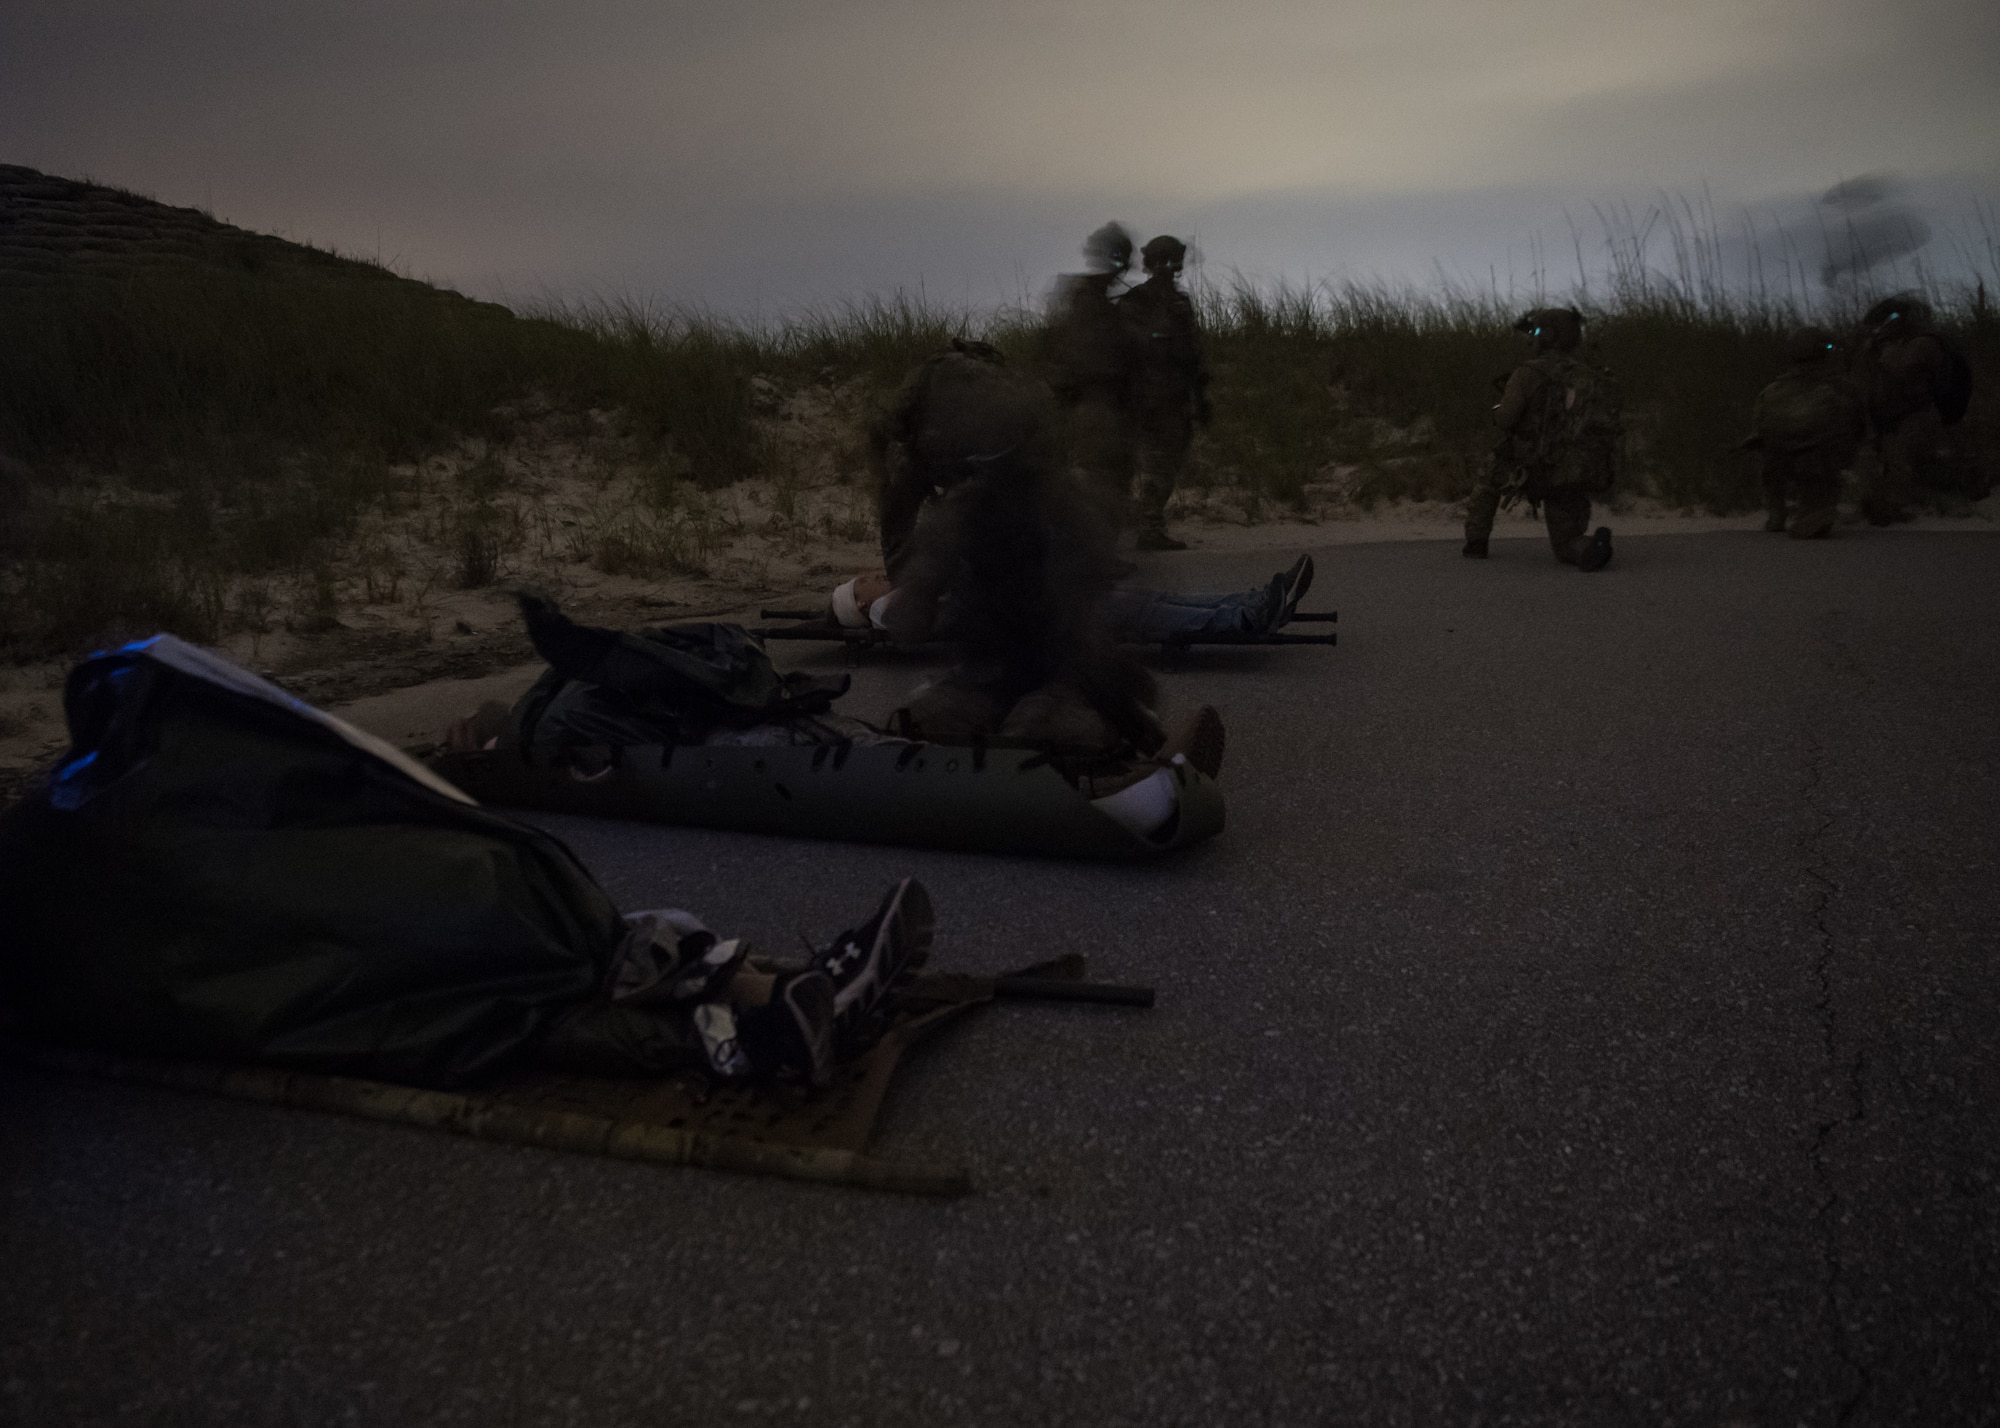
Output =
[{"x1": 1103, "y1": 583, "x2": 1279, "y2": 640}]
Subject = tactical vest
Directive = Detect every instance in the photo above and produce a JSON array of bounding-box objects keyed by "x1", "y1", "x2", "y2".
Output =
[
  {"x1": 1048, "y1": 275, "x2": 1132, "y2": 398},
  {"x1": 1119, "y1": 281, "x2": 1204, "y2": 401}
]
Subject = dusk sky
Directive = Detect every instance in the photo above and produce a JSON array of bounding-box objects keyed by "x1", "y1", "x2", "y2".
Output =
[{"x1": 3, "y1": 0, "x2": 1996, "y2": 314}]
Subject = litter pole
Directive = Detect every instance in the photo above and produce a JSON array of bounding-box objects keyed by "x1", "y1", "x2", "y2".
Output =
[
  {"x1": 0, "y1": 1040, "x2": 971, "y2": 1198},
  {"x1": 991, "y1": 977, "x2": 1156, "y2": 1008}
]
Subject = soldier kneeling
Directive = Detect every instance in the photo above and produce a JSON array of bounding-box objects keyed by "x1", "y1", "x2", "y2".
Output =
[{"x1": 1463, "y1": 307, "x2": 1619, "y2": 572}]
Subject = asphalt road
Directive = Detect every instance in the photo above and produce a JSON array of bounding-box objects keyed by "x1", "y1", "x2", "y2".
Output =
[{"x1": 5, "y1": 530, "x2": 1998, "y2": 1426}]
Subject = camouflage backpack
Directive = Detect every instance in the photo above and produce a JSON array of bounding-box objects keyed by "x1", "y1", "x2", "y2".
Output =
[{"x1": 1527, "y1": 354, "x2": 1624, "y2": 494}]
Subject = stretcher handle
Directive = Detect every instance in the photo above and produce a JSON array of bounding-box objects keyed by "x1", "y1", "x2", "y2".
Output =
[
  {"x1": 759, "y1": 609, "x2": 821, "y2": 621},
  {"x1": 1286, "y1": 611, "x2": 1338, "y2": 623},
  {"x1": 992, "y1": 977, "x2": 1155, "y2": 1008},
  {"x1": 1162, "y1": 631, "x2": 1338, "y2": 648}
]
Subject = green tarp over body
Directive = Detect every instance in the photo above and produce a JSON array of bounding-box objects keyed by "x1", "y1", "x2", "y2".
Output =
[{"x1": 0, "y1": 636, "x2": 627, "y2": 1087}]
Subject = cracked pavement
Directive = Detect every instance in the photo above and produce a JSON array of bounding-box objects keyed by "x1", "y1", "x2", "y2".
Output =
[{"x1": 4, "y1": 530, "x2": 1998, "y2": 1425}]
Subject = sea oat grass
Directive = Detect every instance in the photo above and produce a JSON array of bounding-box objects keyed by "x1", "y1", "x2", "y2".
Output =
[{"x1": 2, "y1": 164, "x2": 1995, "y2": 659}]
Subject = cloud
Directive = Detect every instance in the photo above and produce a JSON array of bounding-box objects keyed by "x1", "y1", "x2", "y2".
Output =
[{"x1": 1, "y1": 0, "x2": 1995, "y2": 309}]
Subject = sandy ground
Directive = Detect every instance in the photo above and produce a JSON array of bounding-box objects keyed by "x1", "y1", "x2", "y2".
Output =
[{"x1": 3, "y1": 494, "x2": 1994, "y2": 796}]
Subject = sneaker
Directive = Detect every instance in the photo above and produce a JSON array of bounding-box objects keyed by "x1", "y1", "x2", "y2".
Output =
[
  {"x1": 1279, "y1": 553, "x2": 1314, "y2": 624},
  {"x1": 815, "y1": 879, "x2": 934, "y2": 1057},
  {"x1": 1578, "y1": 527, "x2": 1614, "y2": 572},
  {"x1": 762, "y1": 969, "x2": 836, "y2": 1088},
  {"x1": 1462, "y1": 539, "x2": 1489, "y2": 559},
  {"x1": 1136, "y1": 528, "x2": 1188, "y2": 551},
  {"x1": 1253, "y1": 572, "x2": 1287, "y2": 633}
]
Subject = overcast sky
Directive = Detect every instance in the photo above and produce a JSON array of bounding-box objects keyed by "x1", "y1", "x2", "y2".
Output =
[{"x1": 3, "y1": 0, "x2": 1996, "y2": 315}]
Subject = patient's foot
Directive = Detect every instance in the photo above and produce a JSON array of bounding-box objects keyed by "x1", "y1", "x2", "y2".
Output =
[{"x1": 444, "y1": 700, "x2": 512, "y2": 753}]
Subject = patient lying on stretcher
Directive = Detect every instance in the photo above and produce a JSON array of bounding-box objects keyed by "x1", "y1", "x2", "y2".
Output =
[
  {"x1": 825, "y1": 554, "x2": 1315, "y2": 643},
  {"x1": 441, "y1": 597, "x2": 1224, "y2": 843}
]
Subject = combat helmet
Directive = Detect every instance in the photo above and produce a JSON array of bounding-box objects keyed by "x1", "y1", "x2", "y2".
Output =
[
  {"x1": 1083, "y1": 223, "x2": 1133, "y2": 275},
  {"x1": 1785, "y1": 326, "x2": 1844, "y2": 366},
  {"x1": 1514, "y1": 307, "x2": 1583, "y2": 353},
  {"x1": 949, "y1": 337, "x2": 1006, "y2": 365},
  {"x1": 1141, "y1": 234, "x2": 1187, "y2": 274},
  {"x1": 1862, "y1": 293, "x2": 1931, "y2": 333}
]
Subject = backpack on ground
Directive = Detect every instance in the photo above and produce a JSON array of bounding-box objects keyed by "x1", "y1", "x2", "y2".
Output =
[{"x1": 513, "y1": 597, "x2": 849, "y2": 749}]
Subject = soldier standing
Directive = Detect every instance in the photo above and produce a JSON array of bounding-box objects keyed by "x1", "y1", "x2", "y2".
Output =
[
  {"x1": 1855, "y1": 295, "x2": 1975, "y2": 525},
  {"x1": 1740, "y1": 327, "x2": 1866, "y2": 539},
  {"x1": 1463, "y1": 307, "x2": 1618, "y2": 571},
  {"x1": 1118, "y1": 235, "x2": 1211, "y2": 551},
  {"x1": 1048, "y1": 223, "x2": 1139, "y2": 529}
]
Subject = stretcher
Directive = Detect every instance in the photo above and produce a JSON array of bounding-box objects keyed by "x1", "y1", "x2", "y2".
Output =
[
  {"x1": 432, "y1": 734, "x2": 1225, "y2": 859},
  {"x1": 753, "y1": 608, "x2": 1337, "y2": 656},
  {"x1": 1, "y1": 954, "x2": 1152, "y2": 1197}
]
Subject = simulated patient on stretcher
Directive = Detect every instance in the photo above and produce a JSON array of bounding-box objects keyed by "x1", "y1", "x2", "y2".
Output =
[
  {"x1": 820, "y1": 552, "x2": 1316, "y2": 644},
  {"x1": 439, "y1": 595, "x2": 1225, "y2": 849}
]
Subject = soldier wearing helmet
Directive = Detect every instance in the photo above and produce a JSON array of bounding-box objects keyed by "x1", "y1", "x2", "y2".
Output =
[
  {"x1": 1117, "y1": 234, "x2": 1211, "y2": 551},
  {"x1": 1738, "y1": 327, "x2": 1865, "y2": 539},
  {"x1": 863, "y1": 342, "x2": 1159, "y2": 754},
  {"x1": 1047, "y1": 223, "x2": 1140, "y2": 528},
  {"x1": 867, "y1": 338, "x2": 1060, "y2": 579},
  {"x1": 1854, "y1": 295, "x2": 1976, "y2": 524},
  {"x1": 1462, "y1": 308, "x2": 1618, "y2": 571}
]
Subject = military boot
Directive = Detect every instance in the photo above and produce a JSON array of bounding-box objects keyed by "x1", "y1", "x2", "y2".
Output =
[
  {"x1": 1462, "y1": 539, "x2": 1489, "y2": 558},
  {"x1": 1136, "y1": 526, "x2": 1188, "y2": 552},
  {"x1": 1577, "y1": 527, "x2": 1614, "y2": 572}
]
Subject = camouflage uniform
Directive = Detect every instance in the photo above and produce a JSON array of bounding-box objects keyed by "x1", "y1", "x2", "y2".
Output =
[
  {"x1": 1463, "y1": 309, "x2": 1616, "y2": 570},
  {"x1": 1856, "y1": 297, "x2": 1974, "y2": 524},
  {"x1": 1049, "y1": 270, "x2": 1137, "y2": 526},
  {"x1": 1747, "y1": 328, "x2": 1865, "y2": 539},
  {"x1": 868, "y1": 340, "x2": 1057, "y2": 579},
  {"x1": 1118, "y1": 236, "x2": 1210, "y2": 548},
  {"x1": 876, "y1": 371, "x2": 1159, "y2": 755}
]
